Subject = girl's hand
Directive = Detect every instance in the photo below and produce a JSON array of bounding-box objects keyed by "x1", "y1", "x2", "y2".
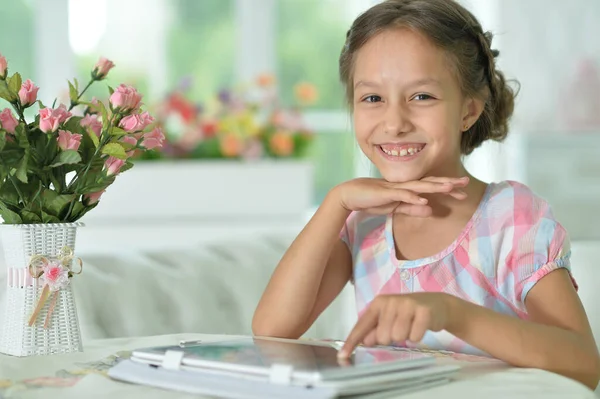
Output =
[
  {"x1": 337, "y1": 293, "x2": 456, "y2": 358},
  {"x1": 333, "y1": 176, "x2": 469, "y2": 217}
]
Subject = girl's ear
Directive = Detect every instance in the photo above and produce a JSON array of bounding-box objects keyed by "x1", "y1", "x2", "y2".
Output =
[{"x1": 461, "y1": 96, "x2": 485, "y2": 130}]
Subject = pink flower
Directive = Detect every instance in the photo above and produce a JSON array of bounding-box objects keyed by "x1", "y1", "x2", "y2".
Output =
[
  {"x1": 39, "y1": 108, "x2": 60, "y2": 133},
  {"x1": 53, "y1": 104, "x2": 72, "y2": 124},
  {"x1": 0, "y1": 108, "x2": 18, "y2": 134},
  {"x1": 83, "y1": 189, "x2": 105, "y2": 205},
  {"x1": 57, "y1": 130, "x2": 82, "y2": 151},
  {"x1": 109, "y1": 84, "x2": 142, "y2": 112},
  {"x1": 41, "y1": 261, "x2": 69, "y2": 292},
  {"x1": 141, "y1": 127, "x2": 165, "y2": 150},
  {"x1": 121, "y1": 135, "x2": 138, "y2": 157},
  {"x1": 18, "y1": 79, "x2": 39, "y2": 107},
  {"x1": 104, "y1": 156, "x2": 125, "y2": 176},
  {"x1": 39, "y1": 105, "x2": 73, "y2": 134},
  {"x1": 80, "y1": 114, "x2": 102, "y2": 137},
  {"x1": 119, "y1": 111, "x2": 154, "y2": 132},
  {"x1": 92, "y1": 57, "x2": 114, "y2": 80},
  {"x1": 0, "y1": 53, "x2": 7, "y2": 80}
]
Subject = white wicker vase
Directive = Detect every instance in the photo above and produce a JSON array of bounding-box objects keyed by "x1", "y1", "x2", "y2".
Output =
[{"x1": 0, "y1": 223, "x2": 83, "y2": 357}]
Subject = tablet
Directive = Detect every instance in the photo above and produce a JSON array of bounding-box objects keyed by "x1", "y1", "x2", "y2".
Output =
[{"x1": 131, "y1": 336, "x2": 437, "y2": 384}]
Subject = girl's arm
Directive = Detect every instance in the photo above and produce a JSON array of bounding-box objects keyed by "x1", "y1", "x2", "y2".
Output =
[
  {"x1": 252, "y1": 189, "x2": 353, "y2": 338},
  {"x1": 448, "y1": 269, "x2": 600, "y2": 390}
]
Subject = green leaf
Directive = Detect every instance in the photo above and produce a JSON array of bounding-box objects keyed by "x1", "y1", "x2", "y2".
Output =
[
  {"x1": 42, "y1": 191, "x2": 76, "y2": 217},
  {"x1": 108, "y1": 86, "x2": 115, "y2": 96},
  {"x1": 14, "y1": 124, "x2": 29, "y2": 149},
  {"x1": 119, "y1": 160, "x2": 134, "y2": 174},
  {"x1": 36, "y1": 99, "x2": 47, "y2": 109},
  {"x1": 98, "y1": 101, "x2": 109, "y2": 130},
  {"x1": 7, "y1": 72, "x2": 22, "y2": 96},
  {"x1": 66, "y1": 200, "x2": 95, "y2": 222},
  {"x1": 74, "y1": 78, "x2": 80, "y2": 92},
  {"x1": 15, "y1": 152, "x2": 29, "y2": 183},
  {"x1": 0, "y1": 130, "x2": 6, "y2": 152},
  {"x1": 0, "y1": 202, "x2": 22, "y2": 224},
  {"x1": 109, "y1": 127, "x2": 127, "y2": 137},
  {"x1": 41, "y1": 211, "x2": 60, "y2": 223},
  {"x1": 101, "y1": 142, "x2": 127, "y2": 159},
  {"x1": 68, "y1": 80, "x2": 78, "y2": 104},
  {"x1": 50, "y1": 150, "x2": 82, "y2": 168},
  {"x1": 20, "y1": 210, "x2": 41, "y2": 223},
  {"x1": 86, "y1": 127, "x2": 100, "y2": 148},
  {"x1": 0, "y1": 81, "x2": 15, "y2": 103}
]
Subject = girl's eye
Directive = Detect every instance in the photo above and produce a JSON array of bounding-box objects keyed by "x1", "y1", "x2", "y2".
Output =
[
  {"x1": 413, "y1": 93, "x2": 433, "y2": 101},
  {"x1": 362, "y1": 95, "x2": 382, "y2": 103}
]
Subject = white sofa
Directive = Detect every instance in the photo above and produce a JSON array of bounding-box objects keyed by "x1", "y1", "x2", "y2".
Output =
[{"x1": 72, "y1": 237, "x2": 599, "y2": 346}]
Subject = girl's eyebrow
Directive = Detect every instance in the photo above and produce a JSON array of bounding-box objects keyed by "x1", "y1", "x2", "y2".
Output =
[{"x1": 354, "y1": 78, "x2": 442, "y2": 90}]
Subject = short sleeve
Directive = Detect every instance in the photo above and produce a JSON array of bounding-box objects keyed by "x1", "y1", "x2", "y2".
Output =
[
  {"x1": 340, "y1": 211, "x2": 356, "y2": 250},
  {"x1": 502, "y1": 211, "x2": 577, "y2": 312}
]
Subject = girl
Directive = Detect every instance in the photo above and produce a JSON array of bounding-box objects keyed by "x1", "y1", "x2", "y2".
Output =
[{"x1": 253, "y1": 0, "x2": 600, "y2": 390}]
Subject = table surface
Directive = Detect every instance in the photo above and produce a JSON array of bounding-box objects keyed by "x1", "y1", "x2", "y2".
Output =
[{"x1": 0, "y1": 333, "x2": 596, "y2": 399}]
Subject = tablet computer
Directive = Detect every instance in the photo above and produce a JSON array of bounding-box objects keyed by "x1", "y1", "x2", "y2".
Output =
[{"x1": 130, "y1": 336, "x2": 454, "y2": 388}]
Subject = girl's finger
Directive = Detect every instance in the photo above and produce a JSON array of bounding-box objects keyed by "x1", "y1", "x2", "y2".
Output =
[
  {"x1": 393, "y1": 203, "x2": 433, "y2": 217},
  {"x1": 391, "y1": 306, "x2": 414, "y2": 343},
  {"x1": 408, "y1": 307, "x2": 432, "y2": 343},
  {"x1": 375, "y1": 301, "x2": 397, "y2": 346},
  {"x1": 363, "y1": 329, "x2": 378, "y2": 347},
  {"x1": 420, "y1": 176, "x2": 470, "y2": 185},
  {"x1": 384, "y1": 188, "x2": 429, "y2": 205},
  {"x1": 447, "y1": 189, "x2": 468, "y2": 200}
]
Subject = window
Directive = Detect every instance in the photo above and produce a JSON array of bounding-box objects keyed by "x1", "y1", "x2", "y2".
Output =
[
  {"x1": 70, "y1": 0, "x2": 236, "y2": 104},
  {"x1": 0, "y1": 0, "x2": 35, "y2": 89}
]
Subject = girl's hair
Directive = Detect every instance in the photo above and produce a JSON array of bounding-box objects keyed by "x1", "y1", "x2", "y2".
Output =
[{"x1": 339, "y1": 0, "x2": 518, "y2": 155}]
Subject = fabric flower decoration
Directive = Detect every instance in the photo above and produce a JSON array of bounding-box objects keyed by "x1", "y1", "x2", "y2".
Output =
[{"x1": 40, "y1": 260, "x2": 70, "y2": 292}]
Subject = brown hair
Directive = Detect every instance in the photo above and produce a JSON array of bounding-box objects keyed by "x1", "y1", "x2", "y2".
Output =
[{"x1": 339, "y1": 0, "x2": 519, "y2": 155}]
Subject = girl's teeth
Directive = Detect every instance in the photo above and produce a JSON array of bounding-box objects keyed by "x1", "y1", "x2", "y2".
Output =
[{"x1": 382, "y1": 146, "x2": 423, "y2": 157}]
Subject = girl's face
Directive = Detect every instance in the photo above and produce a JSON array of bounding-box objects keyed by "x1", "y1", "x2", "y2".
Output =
[{"x1": 352, "y1": 28, "x2": 483, "y2": 183}]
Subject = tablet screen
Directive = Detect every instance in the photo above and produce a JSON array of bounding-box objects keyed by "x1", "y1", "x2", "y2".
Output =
[{"x1": 136, "y1": 337, "x2": 431, "y2": 373}]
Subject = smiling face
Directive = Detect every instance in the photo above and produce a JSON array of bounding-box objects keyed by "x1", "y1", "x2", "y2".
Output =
[{"x1": 352, "y1": 28, "x2": 482, "y2": 183}]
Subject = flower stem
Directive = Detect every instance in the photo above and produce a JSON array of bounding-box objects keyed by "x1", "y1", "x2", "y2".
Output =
[{"x1": 68, "y1": 79, "x2": 95, "y2": 111}]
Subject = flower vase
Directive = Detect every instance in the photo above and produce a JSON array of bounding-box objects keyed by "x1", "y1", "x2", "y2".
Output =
[{"x1": 0, "y1": 223, "x2": 83, "y2": 356}]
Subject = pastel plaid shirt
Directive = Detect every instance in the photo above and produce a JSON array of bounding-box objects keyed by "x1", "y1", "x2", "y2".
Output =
[{"x1": 340, "y1": 180, "x2": 575, "y2": 356}]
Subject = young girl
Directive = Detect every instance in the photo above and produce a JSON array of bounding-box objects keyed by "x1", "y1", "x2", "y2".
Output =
[{"x1": 253, "y1": 0, "x2": 600, "y2": 390}]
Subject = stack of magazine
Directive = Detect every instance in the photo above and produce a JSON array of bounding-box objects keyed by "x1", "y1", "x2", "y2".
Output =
[{"x1": 108, "y1": 337, "x2": 460, "y2": 398}]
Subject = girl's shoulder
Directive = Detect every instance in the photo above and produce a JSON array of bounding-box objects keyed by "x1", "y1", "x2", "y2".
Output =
[{"x1": 483, "y1": 180, "x2": 556, "y2": 223}]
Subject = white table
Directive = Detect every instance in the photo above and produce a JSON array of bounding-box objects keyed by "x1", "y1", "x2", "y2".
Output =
[{"x1": 0, "y1": 333, "x2": 596, "y2": 398}]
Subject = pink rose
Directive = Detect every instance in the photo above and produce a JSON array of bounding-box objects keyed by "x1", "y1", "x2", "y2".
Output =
[
  {"x1": 53, "y1": 104, "x2": 72, "y2": 124},
  {"x1": 80, "y1": 114, "x2": 102, "y2": 137},
  {"x1": 0, "y1": 53, "x2": 7, "y2": 80},
  {"x1": 121, "y1": 135, "x2": 138, "y2": 157},
  {"x1": 83, "y1": 189, "x2": 105, "y2": 205},
  {"x1": 109, "y1": 84, "x2": 142, "y2": 112},
  {"x1": 104, "y1": 156, "x2": 125, "y2": 176},
  {"x1": 39, "y1": 105, "x2": 72, "y2": 134},
  {"x1": 93, "y1": 57, "x2": 114, "y2": 80},
  {"x1": 57, "y1": 130, "x2": 82, "y2": 151},
  {"x1": 0, "y1": 108, "x2": 18, "y2": 134},
  {"x1": 141, "y1": 127, "x2": 165, "y2": 150},
  {"x1": 39, "y1": 108, "x2": 60, "y2": 133},
  {"x1": 41, "y1": 261, "x2": 69, "y2": 292},
  {"x1": 119, "y1": 111, "x2": 154, "y2": 132},
  {"x1": 18, "y1": 79, "x2": 39, "y2": 107}
]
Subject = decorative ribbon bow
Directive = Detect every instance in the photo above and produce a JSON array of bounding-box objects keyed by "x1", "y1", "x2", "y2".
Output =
[{"x1": 27, "y1": 247, "x2": 83, "y2": 329}]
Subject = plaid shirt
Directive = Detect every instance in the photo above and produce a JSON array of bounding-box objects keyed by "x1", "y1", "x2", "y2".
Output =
[{"x1": 341, "y1": 180, "x2": 574, "y2": 356}]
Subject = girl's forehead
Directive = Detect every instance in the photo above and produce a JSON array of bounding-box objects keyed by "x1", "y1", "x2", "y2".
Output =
[{"x1": 353, "y1": 28, "x2": 451, "y2": 84}]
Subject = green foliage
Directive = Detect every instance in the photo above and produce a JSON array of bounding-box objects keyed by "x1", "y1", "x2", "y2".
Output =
[{"x1": 0, "y1": 60, "x2": 156, "y2": 224}]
